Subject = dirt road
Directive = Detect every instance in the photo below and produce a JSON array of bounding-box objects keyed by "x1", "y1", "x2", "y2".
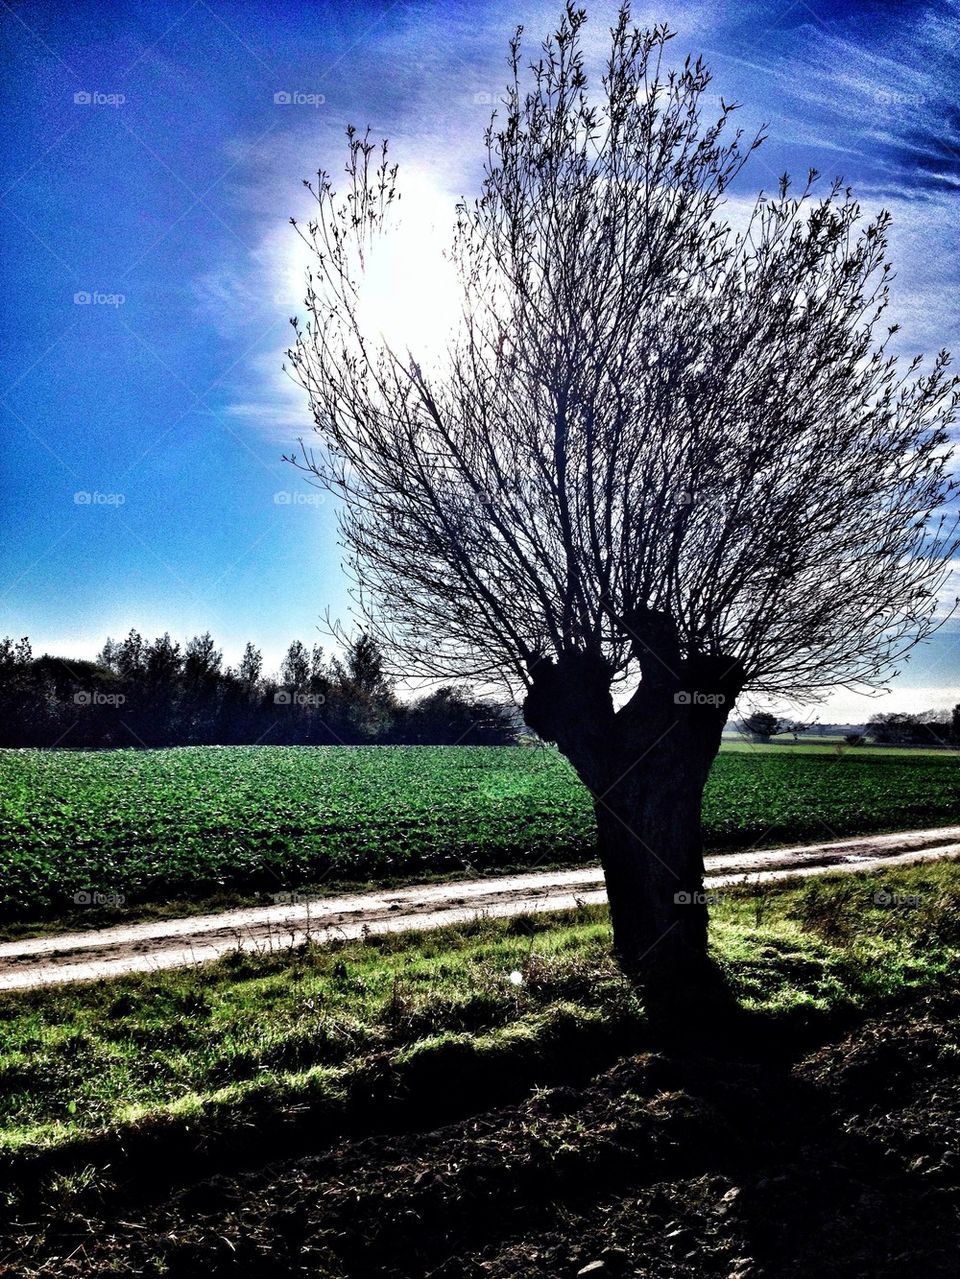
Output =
[{"x1": 2, "y1": 825, "x2": 958, "y2": 990}]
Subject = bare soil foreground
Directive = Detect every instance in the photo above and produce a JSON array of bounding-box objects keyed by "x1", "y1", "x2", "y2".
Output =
[
  {"x1": 4, "y1": 991, "x2": 958, "y2": 1277},
  {"x1": 2, "y1": 826, "x2": 958, "y2": 990}
]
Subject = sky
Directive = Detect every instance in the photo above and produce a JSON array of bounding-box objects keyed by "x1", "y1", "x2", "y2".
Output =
[{"x1": 1, "y1": 0, "x2": 958, "y2": 719}]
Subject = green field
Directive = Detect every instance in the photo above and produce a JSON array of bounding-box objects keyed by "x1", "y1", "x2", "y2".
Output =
[
  {"x1": 719, "y1": 737, "x2": 956, "y2": 756},
  {"x1": 1, "y1": 745, "x2": 958, "y2": 920}
]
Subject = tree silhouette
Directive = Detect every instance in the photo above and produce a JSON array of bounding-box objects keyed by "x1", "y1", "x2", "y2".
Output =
[
  {"x1": 280, "y1": 640, "x2": 311, "y2": 690},
  {"x1": 740, "y1": 711, "x2": 784, "y2": 744},
  {"x1": 286, "y1": 4, "x2": 959, "y2": 995},
  {"x1": 238, "y1": 642, "x2": 263, "y2": 689},
  {"x1": 1, "y1": 631, "x2": 513, "y2": 748}
]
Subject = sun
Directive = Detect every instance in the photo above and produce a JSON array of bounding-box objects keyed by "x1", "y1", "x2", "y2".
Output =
[
  {"x1": 353, "y1": 166, "x2": 464, "y2": 366},
  {"x1": 274, "y1": 164, "x2": 465, "y2": 376}
]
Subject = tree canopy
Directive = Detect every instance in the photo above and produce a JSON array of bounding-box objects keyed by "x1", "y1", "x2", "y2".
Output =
[{"x1": 287, "y1": 4, "x2": 959, "y2": 707}]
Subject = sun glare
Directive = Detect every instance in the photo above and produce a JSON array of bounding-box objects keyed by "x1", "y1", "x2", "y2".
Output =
[{"x1": 354, "y1": 168, "x2": 464, "y2": 365}]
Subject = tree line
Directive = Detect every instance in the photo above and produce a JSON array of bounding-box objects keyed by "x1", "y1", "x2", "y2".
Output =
[
  {"x1": 864, "y1": 709, "x2": 960, "y2": 748},
  {"x1": 0, "y1": 632, "x2": 517, "y2": 748},
  {"x1": 739, "y1": 708, "x2": 960, "y2": 747}
]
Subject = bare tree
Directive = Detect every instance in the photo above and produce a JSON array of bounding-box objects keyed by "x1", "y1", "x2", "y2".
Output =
[{"x1": 285, "y1": 4, "x2": 959, "y2": 994}]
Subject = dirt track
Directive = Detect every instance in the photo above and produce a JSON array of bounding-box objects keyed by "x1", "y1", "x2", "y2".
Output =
[{"x1": 2, "y1": 825, "x2": 958, "y2": 990}]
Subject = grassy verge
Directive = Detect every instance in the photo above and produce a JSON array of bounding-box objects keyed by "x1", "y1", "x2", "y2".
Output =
[{"x1": 0, "y1": 861, "x2": 957, "y2": 1178}]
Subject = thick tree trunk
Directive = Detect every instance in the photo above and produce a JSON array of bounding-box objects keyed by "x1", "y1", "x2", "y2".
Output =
[
  {"x1": 593, "y1": 728, "x2": 712, "y2": 987},
  {"x1": 522, "y1": 612, "x2": 744, "y2": 1004}
]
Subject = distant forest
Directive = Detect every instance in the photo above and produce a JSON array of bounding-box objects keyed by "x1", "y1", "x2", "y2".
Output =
[{"x1": 0, "y1": 632, "x2": 518, "y2": 748}]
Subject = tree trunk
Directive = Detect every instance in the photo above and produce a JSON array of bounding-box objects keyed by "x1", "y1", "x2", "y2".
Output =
[
  {"x1": 593, "y1": 726, "x2": 713, "y2": 988},
  {"x1": 521, "y1": 617, "x2": 743, "y2": 1005}
]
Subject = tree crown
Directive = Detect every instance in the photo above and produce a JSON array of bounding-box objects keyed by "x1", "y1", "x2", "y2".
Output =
[{"x1": 286, "y1": 2, "x2": 959, "y2": 704}]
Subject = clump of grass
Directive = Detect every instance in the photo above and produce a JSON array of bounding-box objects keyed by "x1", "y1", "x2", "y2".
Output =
[
  {"x1": 710, "y1": 861, "x2": 959, "y2": 1012},
  {"x1": 786, "y1": 861, "x2": 960, "y2": 946}
]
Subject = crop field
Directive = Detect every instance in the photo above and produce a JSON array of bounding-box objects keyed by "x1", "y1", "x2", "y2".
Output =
[{"x1": 1, "y1": 744, "x2": 958, "y2": 920}]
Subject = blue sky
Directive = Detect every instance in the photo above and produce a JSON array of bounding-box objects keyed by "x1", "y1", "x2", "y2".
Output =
[{"x1": 1, "y1": 0, "x2": 958, "y2": 717}]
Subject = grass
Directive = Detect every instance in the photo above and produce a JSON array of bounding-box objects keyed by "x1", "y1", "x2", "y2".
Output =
[
  {"x1": 1, "y1": 860, "x2": 956, "y2": 1167},
  {"x1": 1, "y1": 744, "x2": 957, "y2": 924}
]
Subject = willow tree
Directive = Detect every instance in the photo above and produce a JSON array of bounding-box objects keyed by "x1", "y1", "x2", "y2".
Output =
[{"x1": 286, "y1": 5, "x2": 958, "y2": 993}]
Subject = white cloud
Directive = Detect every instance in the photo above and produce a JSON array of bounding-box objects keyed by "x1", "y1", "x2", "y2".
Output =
[
  {"x1": 806, "y1": 685, "x2": 959, "y2": 723},
  {"x1": 223, "y1": 348, "x2": 309, "y2": 439}
]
